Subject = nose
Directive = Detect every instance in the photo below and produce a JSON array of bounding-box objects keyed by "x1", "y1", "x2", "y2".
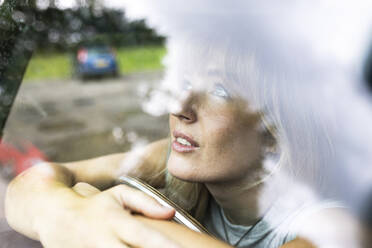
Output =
[{"x1": 171, "y1": 91, "x2": 197, "y2": 124}]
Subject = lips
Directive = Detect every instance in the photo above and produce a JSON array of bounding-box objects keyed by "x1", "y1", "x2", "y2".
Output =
[{"x1": 172, "y1": 131, "x2": 199, "y2": 153}]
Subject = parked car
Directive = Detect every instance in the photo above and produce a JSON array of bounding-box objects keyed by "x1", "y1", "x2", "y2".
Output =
[{"x1": 74, "y1": 45, "x2": 119, "y2": 79}]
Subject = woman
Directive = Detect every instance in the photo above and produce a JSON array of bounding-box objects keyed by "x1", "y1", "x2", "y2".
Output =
[
  {"x1": 4, "y1": 34, "x2": 359, "y2": 248},
  {"x1": 5, "y1": 1, "x2": 366, "y2": 245}
]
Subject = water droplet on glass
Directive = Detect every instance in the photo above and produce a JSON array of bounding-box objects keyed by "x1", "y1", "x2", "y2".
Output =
[
  {"x1": 33, "y1": 20, "x2": 46, "y2": 32},
  {"x1": 2, "y1": 95, "x2": 13, "y2": 106},
  {"x1": 36, "y1": 0, "x2": 49, "y2": 10},
  {"x1": 126, "y1": 131, "x2": 138, "y2": 143},
  {"x1": 70, "y1": 18, "x2": 82, "y2": 31},
  {"x1": 48, "y1": 30, "x2": 60, "y2": 43},
  {"x1": 112, "y1": 127, "x2": 124, "y2": 143},
  {"x1": 11, "y1": 11, "x2": 26, "y2": 23}
]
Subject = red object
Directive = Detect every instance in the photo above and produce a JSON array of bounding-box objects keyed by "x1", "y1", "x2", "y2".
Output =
[
  {"x1": 0, "y1": 140, "x2": 47, "y2": 175},
  {"x1": 77, "y1": 48, "x2": 88, "y2": 63}
]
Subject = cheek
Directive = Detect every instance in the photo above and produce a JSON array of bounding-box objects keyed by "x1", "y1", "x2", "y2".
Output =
[
  {"x1": 200, "y1": 116, "x2": 239, "y2": 161},
  {"x1": 169, "y1": 115, "x2": 175, "y2": 129},
  {"x1": 201, "y1": 116, "x2": 262, "y2": 170}
]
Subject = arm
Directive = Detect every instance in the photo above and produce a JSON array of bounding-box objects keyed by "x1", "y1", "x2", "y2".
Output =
[
  {"x1": 71, "y1": 182, "x2": 232, "y2": 248},
  {"x1": 62, "y1": 138, "x2": 169, "y2": 189},
  {"x1": 5, "y1": 139, "x2": 174, "y2": 247},
  {"x1": 73, "y1": 182, "x2": 232, "y2": 248}
]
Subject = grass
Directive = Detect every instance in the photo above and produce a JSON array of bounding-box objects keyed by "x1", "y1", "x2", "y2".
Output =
[
  {"x1": 24, "y1": 53, "x2": 72, "y2": 81},
  {"x1": 23, "y1": 45, "x2": 166, "y2": 82},
  {"x1": 116, "y1": 46, "x2": 166, "y2": 74}
]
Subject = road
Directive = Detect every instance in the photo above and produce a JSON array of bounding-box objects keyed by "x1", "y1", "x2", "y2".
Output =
[{"x1": 0, "y1": 71, "x2": 169, "y2": 219}]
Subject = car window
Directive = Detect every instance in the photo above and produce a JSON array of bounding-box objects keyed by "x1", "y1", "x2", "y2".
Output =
[{"x1": 87, "y1": 47, "x2": 111, "y2": 54}]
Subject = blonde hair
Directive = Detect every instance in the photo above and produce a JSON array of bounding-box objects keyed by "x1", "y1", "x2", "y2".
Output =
[{"x1": 161, "y1": 34, "x2": 336, "y2": 213}]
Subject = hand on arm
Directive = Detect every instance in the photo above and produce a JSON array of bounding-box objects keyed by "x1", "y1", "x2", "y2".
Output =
[
  {"x1": 5, "y1": 162, "x2": 181, "y2": 248},
  {"x1": 4, "y1": 139, "x2": 178, "y2": 247},
  {"x1": 72, "y1": 183, "x2": 232, "y2": 248},
  {"x1": 5, "y1": 138, "x2": 232, "y2": 248}
]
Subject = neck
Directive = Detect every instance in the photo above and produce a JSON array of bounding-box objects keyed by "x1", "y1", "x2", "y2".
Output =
[{"x1": 205, "y1": 177, "x2": 273, "y2": 226}]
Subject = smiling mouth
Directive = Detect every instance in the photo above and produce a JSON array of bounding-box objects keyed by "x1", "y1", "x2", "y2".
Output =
[{"x1": 172, "y1": 131, "x2": 199, "y2": 153}]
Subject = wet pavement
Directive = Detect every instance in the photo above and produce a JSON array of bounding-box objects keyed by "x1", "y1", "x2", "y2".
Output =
[
  {"x1": 0, "y1": 178, "x2": 6, "y2": 219},
  {"x1": 0, "y1": 71, "x2": 168, "y2": 220}
]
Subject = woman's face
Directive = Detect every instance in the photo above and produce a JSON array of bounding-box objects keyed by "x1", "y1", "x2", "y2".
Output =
[{"x1": 167, "y1": 78, "x2": 267, "y2": 185}]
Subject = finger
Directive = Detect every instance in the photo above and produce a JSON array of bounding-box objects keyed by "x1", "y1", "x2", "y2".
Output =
[
  {"x1": 108, "y1": 185, "x2": 175, "y2": 219},
  {"x1": 115, "y1": 217, "x2": 181, "y2": 248},
  {"x1": 73, "y1": 182, "x2": 101, "y2": 197}
]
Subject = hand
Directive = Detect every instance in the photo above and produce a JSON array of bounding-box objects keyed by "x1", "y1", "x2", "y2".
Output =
[{"x1": 35, "y1": 183, "x2": 180, "y2": 248}]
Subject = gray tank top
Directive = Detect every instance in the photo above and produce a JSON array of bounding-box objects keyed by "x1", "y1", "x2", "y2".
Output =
[
  {"x1": 202, "y1": 198, "x2": 342, "y2": 248},
  {"x1": 202, "y1": 198, "x2": 296, "y2": 247}
]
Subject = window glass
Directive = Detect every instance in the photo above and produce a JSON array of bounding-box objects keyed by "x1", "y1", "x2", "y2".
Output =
[
  {"x1": 0, "y1": 0, "x2": 168, "y2": 217},
  {"x1": 1, "y1": 1, "x2": 372, "y2": 247}
]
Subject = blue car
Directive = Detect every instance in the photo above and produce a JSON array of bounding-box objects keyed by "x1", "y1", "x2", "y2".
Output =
[{"x1": 75, "y1": 45, "x2": 119, "y2": 79}]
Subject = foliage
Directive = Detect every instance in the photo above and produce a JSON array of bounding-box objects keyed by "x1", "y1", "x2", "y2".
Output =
[
  {"x1": 29, "y1": 7, "x2": 164, "y2": 52},
  {"x1": 1, "y1": 0, "x2": 165, "y2": 53}
]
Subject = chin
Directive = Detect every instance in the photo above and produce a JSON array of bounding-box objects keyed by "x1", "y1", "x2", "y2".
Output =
[
  {"x1": 167, "y1": 154, "x2": 222, "y2": 183},
  {"x1": 167, "y1": 155, "x2": 204, "y2": 182}
]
